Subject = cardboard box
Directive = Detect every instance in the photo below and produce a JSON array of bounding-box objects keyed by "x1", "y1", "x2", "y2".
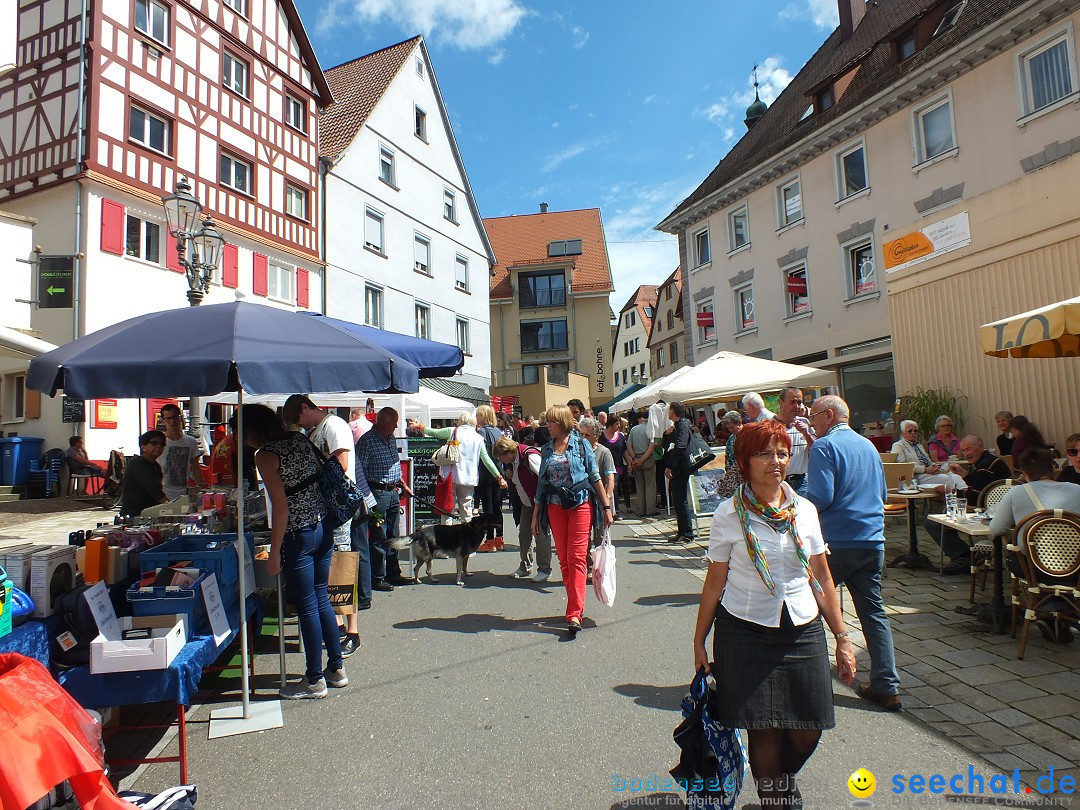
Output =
[
  {"x1": 0, "y1": 543, "x2": 35, "y2": 570},
  {"x1": 4, "y1": 546, "x2": 45, "y2": 593},
  {"x1": 30, "y1": 546, "x2": 77, "y2": 618},
  {"x1": 90, "y1": 614, "x2": 187, "y2": 673}
]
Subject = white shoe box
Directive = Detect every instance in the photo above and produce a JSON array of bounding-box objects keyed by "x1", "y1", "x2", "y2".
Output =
[{"x1": 30, "y1": 546, "x2": 77, "y2": 618}]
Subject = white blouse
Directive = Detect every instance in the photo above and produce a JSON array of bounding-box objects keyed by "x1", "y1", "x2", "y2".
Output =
[{"x1": 707, "y1": 482, "x2": 826, "y2": 627}]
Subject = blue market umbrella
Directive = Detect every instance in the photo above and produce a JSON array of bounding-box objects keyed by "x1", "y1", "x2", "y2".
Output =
[
  {"x1": 27, "y1": 301, "x2": 420, "y2": 400},
  {"x1": 304, "y1": 313, "x2": 464, "y2": 378}
]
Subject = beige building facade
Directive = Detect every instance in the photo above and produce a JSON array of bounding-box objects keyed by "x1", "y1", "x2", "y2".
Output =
[
  {"x1": 647, "y1": 267, "x2": 689, "y2": 382},
  {"x1": 611, "y1": 285, "x2": 658, "y2": 396},
  {"x1": 660, "y1": 0, "x2": 1078, "y2": 433}
]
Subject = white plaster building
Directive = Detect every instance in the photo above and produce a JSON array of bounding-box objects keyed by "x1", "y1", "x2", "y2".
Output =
[
  {"x1": 320, "y1": 37, "x2": 495, "y2": 399},
  {"x1": 611, "y1": 285, "x2": 657, "y2": 396}
]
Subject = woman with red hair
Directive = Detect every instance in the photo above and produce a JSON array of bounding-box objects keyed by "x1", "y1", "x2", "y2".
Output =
[{"x1": 692, "y1": 421, "x2": 855, "y2": 807}]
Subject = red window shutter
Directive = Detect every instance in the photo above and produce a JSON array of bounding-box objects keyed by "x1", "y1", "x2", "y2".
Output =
[
  {"x1": 296, "y1": 267, "x2": 309, "y2": 308},
  {"x1": 222, "y1": 243, "x2": 239, "y2": 288},
  {"x1": 165, "y1": 232, "x2": 184, "y2": 272},
  {"x1": 252, "y1": 253, "x2": 268, "y2": 296},
  {"x1": 100, "y1": 200, "x2": 125, "y2": 255}
]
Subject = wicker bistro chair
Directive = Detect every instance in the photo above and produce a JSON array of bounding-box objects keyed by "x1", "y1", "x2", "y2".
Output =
[
  {"x1": 969, "y1": 479, "x2": 1013, "y2": 603},
  {"x1": 1007, "y1": 509, "x2": 1080, "y2": 659}
]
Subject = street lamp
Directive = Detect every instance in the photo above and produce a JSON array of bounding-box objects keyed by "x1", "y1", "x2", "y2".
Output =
[{"x1": 162, "y1": 177, "x2": 226, "y2": 439}]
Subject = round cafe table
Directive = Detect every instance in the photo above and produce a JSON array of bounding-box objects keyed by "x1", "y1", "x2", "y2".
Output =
[{"x1": 886, "y1": 489, "x2": 938, "y2": 571}]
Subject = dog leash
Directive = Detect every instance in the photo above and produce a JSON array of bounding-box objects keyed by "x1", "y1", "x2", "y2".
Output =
[{"x1": 410, "y1": 493, "x2": 456, "y2": 519}]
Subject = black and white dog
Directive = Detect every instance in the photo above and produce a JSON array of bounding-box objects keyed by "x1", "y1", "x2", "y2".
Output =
[{"x1": 391, "y1": 513, "x2": 501, "y2": 586}]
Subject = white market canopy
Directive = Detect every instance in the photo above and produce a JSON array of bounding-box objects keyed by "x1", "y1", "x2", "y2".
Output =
[
  {"x1": 626, "y1": 350, "x2": 835, "y2": 409},
  {"x1": 208, "y1": 385, "x2": 474, "y2": 421}
]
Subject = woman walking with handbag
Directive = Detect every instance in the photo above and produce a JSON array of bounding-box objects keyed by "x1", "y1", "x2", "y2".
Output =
[
  {"x1": 692, "y1": 421, "x2": 855, "y2": 807},
  {"x1": 244, "y1": 404, "x2": 345, "y2": 699},
  {"x1": 426, "y1": 412, "x2": 506, "y2": 525},
  {"x1": 531, "y1": 405, "x2": 614, "y2": 635}
]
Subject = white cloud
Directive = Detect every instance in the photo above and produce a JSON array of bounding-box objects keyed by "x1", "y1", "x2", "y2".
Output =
[
  {"x1": 779, "y1": 0, "x2": 839, "y2": 30},
  {"x1": 343, "y1": 0, "x2": 527, "y2": 50},
  {"x1": 541, "y1": 142, "x2": 590, "y2": 173},
  {"x1": 644, "y1": 93, "x2": 656, "y2": 104},
  {"x1": 487, "y1": 48, "x2": 506, "y2": 65},
  {"x1": 570, "y1": 25, "x2": 589, "y2": 49},
  {"x1": 551, "y1": 121, "x2": 560, "y2": 128},
  {"x1": 696, "y1": 56, "x2": 793, "y2": 146}
]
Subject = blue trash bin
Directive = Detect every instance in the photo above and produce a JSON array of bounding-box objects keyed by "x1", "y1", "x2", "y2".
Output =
[{"x1": 0, "y1": 437, "x2": 45, "y2": 486}]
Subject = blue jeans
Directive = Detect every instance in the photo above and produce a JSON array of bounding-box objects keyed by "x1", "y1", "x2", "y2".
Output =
[
  {"x1": 281, "y1": 522, "x2": 342, "y2": 683},
  {"x1": 826, "y1": 547, "x2": 900, "y2": 696},
  {"x1": 786, "y1": 473, "x2": 808, "y2": 497},
  {"x1": 356, "y1": 489, "x2": 402, "y2": 581},
  {"x1": 669, "y1": 467, "x2": 693, "y2": 536},
  {"x1": 349, "y1": 517, "x2": 372, "y2": 602}
]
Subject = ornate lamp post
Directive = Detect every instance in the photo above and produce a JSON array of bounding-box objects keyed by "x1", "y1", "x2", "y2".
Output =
[{"x1": 162, "y1": 177, "x2": 226, "y2": 436}]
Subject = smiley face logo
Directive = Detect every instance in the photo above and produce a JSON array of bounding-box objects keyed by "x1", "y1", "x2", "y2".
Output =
[{"x1": 848, "y1": 768, "x2": 876, "y2": 798}]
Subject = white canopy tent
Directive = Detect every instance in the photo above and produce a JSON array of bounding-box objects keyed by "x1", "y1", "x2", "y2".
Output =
[
  {"x1": 208, "y1": 385, "x2": 474, "y2": 423},
  {"x1": 623, "y1": 365, "x2": 695, "y2": 411},
  {"x1": 626, "y1": 351, "x2": 834, "y2": 409}
]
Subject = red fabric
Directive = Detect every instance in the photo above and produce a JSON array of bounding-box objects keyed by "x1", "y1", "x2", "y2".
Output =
[
  {"x1": 165, "y1": 231, "x2": 183, "y2": 272},
  {"x1": 434, "y1": 470, "x2": 455, "y2": 514},
  {"x1": 100, "y1": 200, "x2": 125, "y2": 255},
  {"x1": 547, "y1": 502, "x2": 592, "y2": 622},
  {"x1": 0, "y1": 654, "x2": 133, "y2": 810},
  {"x1": 252, "y1": 253, "x2": 268, "y2": 296},
  {"x1": 222, "y1": 243, "x2": 239, "y2": 288},
  {"x1": 296, "y1": 267, "x2": 309, "y2": 308}
]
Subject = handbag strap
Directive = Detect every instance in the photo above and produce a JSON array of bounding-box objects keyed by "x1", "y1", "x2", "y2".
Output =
[
  {"x1": 284, "y1": 436, "x2": 331, "y2": 496},
  {"x1": 1024, "y1": 482, "x2": 1047, "y2": 512}
]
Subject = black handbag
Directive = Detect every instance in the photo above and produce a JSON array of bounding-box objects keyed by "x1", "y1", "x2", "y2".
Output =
[
  {"x1": 688, "y1": 431, "x2": 716, "y2": 472},
  {"x1": 288, "y1": 438, "x2": 365, "y2": 531}
]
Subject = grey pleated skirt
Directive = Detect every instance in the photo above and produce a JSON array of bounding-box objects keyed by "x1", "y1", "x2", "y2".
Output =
[{"x1": 711, "y1": 604, "x2": 835, "y2": 731}]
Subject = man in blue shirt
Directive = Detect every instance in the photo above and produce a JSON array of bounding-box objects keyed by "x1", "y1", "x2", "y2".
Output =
[{"x1": 807, "y1": 395, "x2": 901, "y2": 711}]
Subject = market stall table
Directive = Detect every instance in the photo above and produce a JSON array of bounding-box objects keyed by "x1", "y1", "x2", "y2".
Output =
[
  {"x1": 926, "y1": 513, "x2": 1005, "y2": 633},
  {"x1": 57, "y1": 596, "x2": 259, "y2": 782},
  {"x1": 886, "y1": 489, "x2": 938, "y2": 571}
]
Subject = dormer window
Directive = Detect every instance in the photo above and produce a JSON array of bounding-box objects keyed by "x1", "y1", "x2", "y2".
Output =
[
  {"x1": 816, "y1": 88, "x2": 834, "y2": 112},
  {"x1": 897, "y1": 30, "x2": 917, "y2": 61},
  {"x1": 548, "y1": 239, "x2": 583, "y2": 257},
  {"x1": 933, "y1": 1, "x2": 966, "y2": 40}
]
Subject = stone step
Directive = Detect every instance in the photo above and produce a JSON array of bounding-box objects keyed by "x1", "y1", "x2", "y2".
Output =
[
  {"x1": 0, "y1": 485, "x2": 17, "y2": 494},
  {"x1": 0, "y1": 493, "x2": 21, "y2": 502}
]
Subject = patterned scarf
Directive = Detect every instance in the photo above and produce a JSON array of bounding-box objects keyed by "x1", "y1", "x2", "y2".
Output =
[{"x1": 733, "y1": 483, "x2": 822, "y2": 596}]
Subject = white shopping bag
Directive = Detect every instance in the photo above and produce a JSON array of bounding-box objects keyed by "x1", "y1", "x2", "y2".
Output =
[{"x1": 591, "y1": 534, "x2": 616, "y2": 607}]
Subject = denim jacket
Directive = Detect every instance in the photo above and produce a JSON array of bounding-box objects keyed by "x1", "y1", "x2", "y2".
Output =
[{"x1": 536, "y1": 432, "x2": 601, "y2": 532}]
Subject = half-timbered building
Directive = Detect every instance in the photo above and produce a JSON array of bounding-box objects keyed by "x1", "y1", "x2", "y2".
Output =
[{"x1": 0, "y1": 0, "x2": 331, "y2": 456}]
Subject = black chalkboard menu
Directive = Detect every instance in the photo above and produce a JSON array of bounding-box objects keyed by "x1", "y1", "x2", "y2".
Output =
[
  {"x1": 407, "y1": 437, "x2": 442, "y2": 525},
  {"x1": 62, "y1": 396, "x2": 85, "y2": 423}
]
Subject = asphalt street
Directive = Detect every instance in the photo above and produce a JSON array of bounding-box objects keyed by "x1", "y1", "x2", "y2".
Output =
[{"x1": 127, "y1": 518, "x2": 1012, "y2": 809}]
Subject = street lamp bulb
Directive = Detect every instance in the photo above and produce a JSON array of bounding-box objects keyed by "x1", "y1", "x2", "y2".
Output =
[
  {"x1": 161, "y1": 176, "x2": 203, "y2": 238},
  {"x1": 193, "y1": 214, "x2": 225, "y2": 291}
]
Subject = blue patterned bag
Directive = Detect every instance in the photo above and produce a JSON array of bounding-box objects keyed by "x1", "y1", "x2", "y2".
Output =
[{"x1": 670, "y1": 667, "x2": 747, "y2": 809}]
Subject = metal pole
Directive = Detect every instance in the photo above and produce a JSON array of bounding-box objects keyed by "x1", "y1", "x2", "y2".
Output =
[{"x1": 235, "y1": 389, "x2": 250, "y2": 717}]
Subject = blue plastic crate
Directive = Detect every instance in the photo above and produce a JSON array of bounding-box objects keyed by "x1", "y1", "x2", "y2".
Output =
[
  {"x1": 127, "y1": 572, "x2": 215, "y2": 634},
  {"x1": 137, "y1": 532, "x2": 254, "y2": 598}
]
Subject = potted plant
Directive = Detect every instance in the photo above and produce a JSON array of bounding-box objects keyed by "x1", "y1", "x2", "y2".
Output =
[{"x1": 898, "y1": 386, "x2": 967, "y2": 440}]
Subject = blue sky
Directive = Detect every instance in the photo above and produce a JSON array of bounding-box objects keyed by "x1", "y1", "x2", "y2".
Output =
[{"x1": 295, "y1": 0, "x2": 841, "y2": 314}]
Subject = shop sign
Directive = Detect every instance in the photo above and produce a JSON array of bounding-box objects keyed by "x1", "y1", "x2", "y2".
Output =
[
  {"x1": 695, "y1": 311, "x2": 714, "y2": 327},
  {"x1": 884, "y1": 212, "x2": 970, "y2": 274},
  {"x1": 93, "y1": 399, "x2": 118, "y2": 430}
]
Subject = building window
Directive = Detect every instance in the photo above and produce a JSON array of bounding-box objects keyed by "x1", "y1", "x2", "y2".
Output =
[
  {"x1": 415, "y1": 302, "x2": 430, "y2": 339},
  {"x1": 365, "y1": 285, "x2": 383, "y2": 328},
  {"x1": 129, "y1": 105, "x2": 170, "y2": 154},
  {"x1": 837, "y1": 142, "x2": 868, "y2": 199},
  {"x1": 520, "y1": 270, "x2": 566, "y2": 307},
  {"x1": 666, "y1": 284, "x2": 672, "y2": 301},
  {"x1": 1, "y1": 372, "x2": 26, "y2": 422},
  {"x1": 727, "y1": 205, "x2": 749, "y2": 252},
  {"x1": 284, "y1": 94, "x2": 306, "y2": 132},
  {"x1": 524, "y1": 362, "x2": 568, "y2": 385},
  {"x1": 364, "y1": 209, "x2": 384, "y2": 254},
  {"x1": 415, "y1": 106, "x2": 427, "y2": 141},
  {"x1": 134, "y1": 0, "x2": 168, "y2": 45},
  {"x1": 285, "y1": 185, "x2": 307, "y2": 220},
  {"x1": 456, "y1": 318, "x2": 470, "y2": 354},
  {"x1": 644, "y1": 305, "x2": 655, "y2": 319},
  {"x1": 548, "y1": 239, "x2": 583, "y2": 256},
  {"x1": 697, "y1": 300, "x2": 715, "y2": 344},
  {"x1": 932, "y1": 1, "x2": 965, "y2": 39},
  {"x1": 521, "y1": 319, "x2": 568, "y2": 353},
  {"x1": 621, "y1": 369, "x2": 628, "y2": 386},
  {"x1": 816, "y1": 87, "x2": 834, "y2": 112},
  {"x1": 1018, "y1": 28, "x2": 1077, "y2": 116},
  {"x1": 670, "y1": 340, "x2": 679, "y2": 364},
  {"x1": 625, "y1": 310, "x2": 636, "y2": 328},
  {"x1": 734, "y1": 283, "x2": 755, "y2": 333},
  {"x1": 415, "y1": 57, "x2": 424, "y2": 77},
  {"x1": 692, "y1": 227, "x2": 711, "y2": 267},
  {"x1": 784, "y1": 264, "x2": 811, "y2": 317},
  {"x1": 666, "y1": 311, "x2": 674, "y2": 330},
  {"x1": 125, "y1": 215, "x2": 160, "y2": 263},
  {"x1": 223, "y1": 51, "x2": 249, "y2": 96},
  {"x1": 656, "y1": 347, "x2": 665, "y2": 369},
  {"x1": 455, "y1": 255, "x2": 469, "y2": 291},
  {"x1": 443, "y1": 189, "x2": 457, "y2": 223},
  {"x1": 777, "y1": 177, "x2": 802, "y2": 227},
  {"x1": 379, "y1": 146, "x2": 396, "y2": 187},
  {"x1": 223, "y1": 0, "x2": 246, "y2": 14},
  {"x1": 267, "y1": 261, "x2": 294, "y2": 303},
  {"x1": 845, "y1": 238, "x2": 877, "y2": 298},
  {"x1": 913, "y1": 94, "x2": 956, "y2": 164},
  {"x1": 414, "y1": 234, "x2": 430, "y2": 274},
  {"x1": 897, "y1": 30, "x2": 917, "y2": 61},
  {"x1": 220, "y1": 152, "x2": 252, "y2": 194}
]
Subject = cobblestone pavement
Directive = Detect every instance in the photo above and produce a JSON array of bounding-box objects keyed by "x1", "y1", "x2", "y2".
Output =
[{"x1": 628, "y1": 508, "x2": 1080, "y2": 791}]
